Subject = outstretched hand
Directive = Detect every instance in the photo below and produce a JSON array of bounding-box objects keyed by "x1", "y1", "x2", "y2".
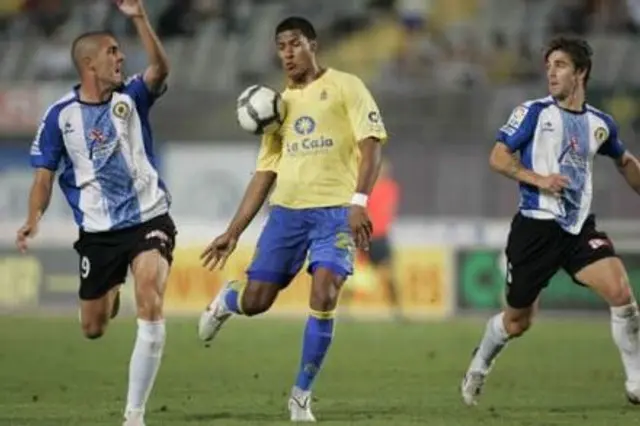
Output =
[
  {"x1": 113, "y1": 0, "x2": 145, "y2": 18},
  {"x1": 200, "y1": 232, "x2": 238, "y2": 271}
]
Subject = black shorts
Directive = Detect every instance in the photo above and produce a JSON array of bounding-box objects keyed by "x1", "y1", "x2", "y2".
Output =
[
  {"x1": 73, "y1": 214, "x2": 177, "y2": 301},
  {"x1": 505, "y1": 213, "x2": 616, "y2": 309},
  {"x1": 364, "y1": 235, "x2": 393, "y2": 266}
]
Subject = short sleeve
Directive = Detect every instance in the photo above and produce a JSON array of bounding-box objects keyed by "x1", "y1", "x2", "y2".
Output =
[
  {"x1": 597, "y1": 117, "x2": 626, "y2": 159},
  {"x1": 123, "y1": 74, "x2": 167, "y2": 113},
  {"x1": 496, "y1": 103, "x2": 542, "y2": 152},
  {"x1": 343, "y1": 75, "x2": 388, "y2": 144},
  {"x1": 30, "y1": 106, "x2": 64, "y2": 171},
  {"x1": 256, "y1": 133, "x2": 282, "y2": 172}
]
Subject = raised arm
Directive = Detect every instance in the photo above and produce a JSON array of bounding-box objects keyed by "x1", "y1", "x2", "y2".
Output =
[{"x1": 115, "y1": 0, "x2": 170, "y2": 92}]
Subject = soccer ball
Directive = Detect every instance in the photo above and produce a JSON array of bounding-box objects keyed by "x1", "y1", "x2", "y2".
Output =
[{"x1": 236, "y1": 85, "x2": 286, "y2": 135}]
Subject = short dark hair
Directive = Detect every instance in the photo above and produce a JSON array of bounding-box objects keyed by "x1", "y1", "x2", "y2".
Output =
[
  {"x1": 544, "y1": 36, "x2": 593, "y2": 85},
  {"x1": 275, "y1": 17, "x2": 316, "y2": 40},
  {"x1": 71, "y1": 30, "x2": 116, "y2": 69}
]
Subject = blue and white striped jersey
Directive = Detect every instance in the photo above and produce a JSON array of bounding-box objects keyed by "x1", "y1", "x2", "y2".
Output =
[
  {"x1": 30, "y1": 75, "x2": 170, "y2": 232},
  {"x1": 497, "y1": 96, "x2": 626, "y2": 235}
]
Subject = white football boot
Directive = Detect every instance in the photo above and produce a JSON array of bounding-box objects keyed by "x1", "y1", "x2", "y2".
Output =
[
  {"x1": 626, "y1": 381, "x2": 640, "y2": 404},
  {"x1": 288, "y1": 387, "x2": 316, "y2": 422},
  {"x1": 460, "y1": 348, "x2": 491, "y2": 406},
  {"x1": 460, "y1": 371, "x2": 487, "y2": 406},
  {"x1": 198, "y1": 281, "x2": 235, "y2": 341},
  {"x1": 122, "y1": 409, "x2": 145, "y2": 426}
]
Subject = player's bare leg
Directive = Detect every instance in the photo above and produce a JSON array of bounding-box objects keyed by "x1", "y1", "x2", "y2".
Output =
[
  {"x1": 289, "y1": 267, "x2": 344, "y2": 422},
  {"x1": 79, "y1": 284, "x2": 122, "y2": 339},
  {"x1": 461, "y1": 300, "x2": 539, "y2": 406},
  {"x1": 198, "y1": 280, "x2": 279, "y2": 341},
  {"x1": 123, "y1": 250, "x2": 170, "y2": 426},
  {"x1": 574, "y1": 257, "x2": 640, "y2": 403}
]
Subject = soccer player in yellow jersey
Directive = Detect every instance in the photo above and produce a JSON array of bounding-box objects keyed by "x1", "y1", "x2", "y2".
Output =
[{"x1": 198, "y1": 16, "x2": 387, "y2": 421}]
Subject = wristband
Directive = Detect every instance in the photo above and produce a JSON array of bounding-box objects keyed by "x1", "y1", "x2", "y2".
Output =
[{"x1": 351, "y1": 193, "x2": 368, "y2": 207}]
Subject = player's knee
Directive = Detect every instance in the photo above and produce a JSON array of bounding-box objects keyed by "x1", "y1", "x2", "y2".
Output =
[
  {"x1": 242, "y1": 282, "x2": 278, "y2": 316},
  {"x1": 136, "y1": 286, "x2": 163, "y2": 321},
  {"x1": 604, "y1": 278, "x2": 633, "y2": 307},
  {"x1": 82, "y1": 319, "x2": 107, "y2": 340},
  {"x1": 134, "y1": 261, "x2": 166, "y2": 321},
  {"x1": 504, "y1": 316, "x2": 533, "y2": 338},
  {"x1": 310, "y1": 272, "x2": 344, "y2": 312},
  {"x1": 310, "y1": 290, "x2": 339, "y2": 312}
]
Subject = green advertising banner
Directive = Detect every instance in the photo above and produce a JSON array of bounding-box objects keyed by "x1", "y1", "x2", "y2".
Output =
[{"x1": 457, "y1": 249, "x2": 640, "y2": 310}]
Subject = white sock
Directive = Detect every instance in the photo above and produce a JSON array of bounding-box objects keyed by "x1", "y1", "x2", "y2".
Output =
[
  {"x1": 469, "y1": 313, "x2": 510, "y2": 373},
  {"x1": 125, "y1": 319, "x2": 166, "y2": 416},
  {"x1": 611, "y1": 303, "x2": 640, "y2": 384}
]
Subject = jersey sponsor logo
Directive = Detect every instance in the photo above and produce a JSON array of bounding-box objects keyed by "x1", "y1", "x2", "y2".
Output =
[
  {"x1": 594, "y1": 126, "x2": 608, "y2": 143},
  {"x1": 367, "y1": 110, "x2": 385, "y2": 134},
  {"x1": 88, "y1": 127, "x2": 119, "y2": 161},
  {"x1": 559, "y1": 135, "x2": 588, "y2": 168},
  {"x1": 90, "y1": 129, "x2": 105, "y2": 143},
  {"x1": 112, "y1": 101, "x2": 131, "y2": 120},
  {"x1": 294, "y1": 116, "x2": 316, "y2": 135},
  {"x1": 287, "y1": 115, "x2": 334, "y2": 155},
  {"x1": 285, "y1": 137, "x2": 334, "y2": 155}
]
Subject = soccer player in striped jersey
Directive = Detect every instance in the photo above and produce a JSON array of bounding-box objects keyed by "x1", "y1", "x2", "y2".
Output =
[
  {"x1": 461, "y1": 37, "x2": 640, "y2": 406},
  {"x1": 16, "y1": 1, "x2": 173, "y2": 424},
  {"x1": 198, "y1": 16, "x2": 387, "y2": 422}
]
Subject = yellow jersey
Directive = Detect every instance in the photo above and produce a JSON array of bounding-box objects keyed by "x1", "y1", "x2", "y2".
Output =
[{"x1": 256, "y1": 68, "x2": 388, "y2": 209}]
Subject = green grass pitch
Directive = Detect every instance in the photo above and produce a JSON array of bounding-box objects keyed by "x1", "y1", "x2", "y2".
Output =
[{"x1": 1, "y1": 315, "x2": 639, "y2": 425}]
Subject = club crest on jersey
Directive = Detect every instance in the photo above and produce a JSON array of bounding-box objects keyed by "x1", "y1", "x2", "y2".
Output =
[
  {"x1": 294, "y1": 116, "x2": 316, "y2": 135},
  {"x1": 112, "y1": 101, "x2": 131, "y2": 120},
  {"x1": 320, "y1": 89, "x2": 328, "y2": 101},
  {"x1": 594, "y1": 126, "x2": 608, "y2": 143}
]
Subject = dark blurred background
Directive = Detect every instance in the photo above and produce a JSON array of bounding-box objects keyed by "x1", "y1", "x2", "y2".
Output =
[{"x1": 1, "y1": 0, "x2": 640, "y2": 225}]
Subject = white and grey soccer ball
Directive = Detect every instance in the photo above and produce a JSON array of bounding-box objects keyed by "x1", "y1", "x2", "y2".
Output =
[{"x1": 236, "y1": 85, "x2": 286, "y2": 135}]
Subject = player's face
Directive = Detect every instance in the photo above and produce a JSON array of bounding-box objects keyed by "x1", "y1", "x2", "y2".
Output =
[
  {"x1": 91, "y1": 36, "x2": 125, "y2": 88},
  {"x1": 276, "y1": 30, "x2": 315, "y2": 81},
  {"x1": 545, "y1": 50, "x2": 584, "y2": 100}
]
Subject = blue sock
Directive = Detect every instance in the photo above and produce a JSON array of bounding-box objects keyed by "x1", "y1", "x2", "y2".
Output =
[
  {"x1": 295, "y1": 313, "x2": 335, "y2": 391},
  {"x1": 222, "y1": 280, "x2": 246, "y2": 315}
]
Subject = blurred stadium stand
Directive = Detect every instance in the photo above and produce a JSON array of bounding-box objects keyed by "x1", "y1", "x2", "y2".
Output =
[{"x1": 2, "y1": 0, "x2": 640, "y2": 222}]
